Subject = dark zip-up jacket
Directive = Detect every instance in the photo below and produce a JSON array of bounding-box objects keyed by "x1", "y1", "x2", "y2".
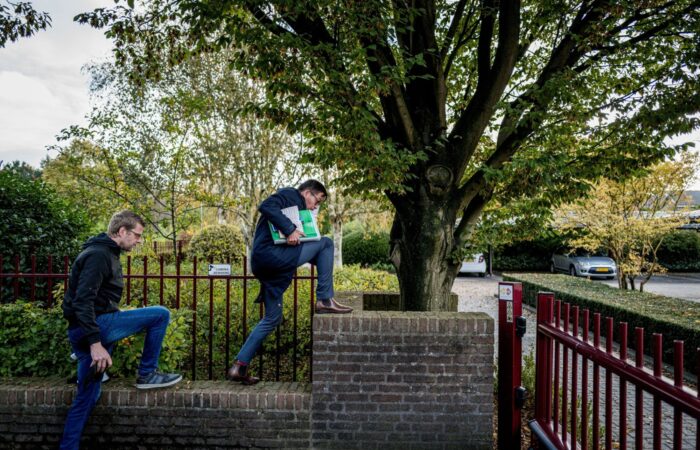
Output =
[
  {"x1": 62, "y1": 233, "x2": 123, "y2": 345},
  {"x1": 251, "y1": 187, "x2": 306, "y2": 303}
]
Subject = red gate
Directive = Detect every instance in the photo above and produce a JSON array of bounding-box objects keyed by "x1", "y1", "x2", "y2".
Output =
[
  {"x1": 498, "y1": 281, "x2": 528, "y2": 449},
  {"x1": 531, "y1": 291, "x2": 700, "y2": 449}
]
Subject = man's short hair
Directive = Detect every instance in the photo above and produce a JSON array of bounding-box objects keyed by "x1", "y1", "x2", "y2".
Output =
[
  {"x1": 108, "y1": 210, "x2": 146, "y2": 235},
  {"x1": 297, "y1": 179, "x2": 328, "y2": 197}
]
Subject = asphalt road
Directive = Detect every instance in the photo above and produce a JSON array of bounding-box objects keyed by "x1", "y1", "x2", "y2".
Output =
[{"x1": 592, "y1": 272, "x2": 700, "y2": 302}]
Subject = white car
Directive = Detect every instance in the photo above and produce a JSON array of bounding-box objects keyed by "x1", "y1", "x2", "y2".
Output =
[
  {"x1": 551, "y1": 251, "x2": 617, "y2": 279},
  {"x1": 460, "y1": 253, "x2": 487, "y2": 277}
]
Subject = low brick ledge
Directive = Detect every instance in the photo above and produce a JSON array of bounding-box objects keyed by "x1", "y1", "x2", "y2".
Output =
[
  {"x1": 0, "y1": 377, "x2": 311, "y2": 410},
  {"x1": 0, "y1": 378, "x2": 312, "y2": 449}
]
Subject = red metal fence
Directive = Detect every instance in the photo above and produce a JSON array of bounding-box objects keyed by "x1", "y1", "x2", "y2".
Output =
[
  {"x1": 0, "y1": 254, "x2": 316, "y2": 383},
  {"x1": 531, "y1": 291, "x2": 700, "y2": 450}
]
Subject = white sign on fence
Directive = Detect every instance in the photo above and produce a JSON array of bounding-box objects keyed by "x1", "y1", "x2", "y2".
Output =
[
  {"x1": 498, "y1": 283, "x2": 514, "y2": 301},
  {"x1": 208, "y1": 264, "x2": 231, "y2": 276}
]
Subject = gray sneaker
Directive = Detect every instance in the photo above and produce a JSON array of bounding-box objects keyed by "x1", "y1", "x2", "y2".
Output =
[{"x1": 135, "y1": 371, "x2": 183, "y2": 389}]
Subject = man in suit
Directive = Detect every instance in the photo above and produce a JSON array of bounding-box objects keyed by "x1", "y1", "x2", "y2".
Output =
[{"x1": 227, "y1": 180, "x2": 351, "y2": 384}]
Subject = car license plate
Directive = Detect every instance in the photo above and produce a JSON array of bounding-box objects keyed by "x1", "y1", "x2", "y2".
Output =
[{"x1": 594, "y1": 268, "x2": 609, "y2": 273}]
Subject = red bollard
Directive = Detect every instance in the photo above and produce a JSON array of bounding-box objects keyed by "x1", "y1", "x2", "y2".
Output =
[{"x1": 497, "y1": 282, "x2": 526, "y2": 450}]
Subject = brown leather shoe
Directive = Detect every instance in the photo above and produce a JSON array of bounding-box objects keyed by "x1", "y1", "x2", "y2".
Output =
[
  {"x1": 226, "y1": 362, "x2": 260, "y2": 385},
  {"x1": 315, "y1": 299, "x2": 353, "y2": 314},
  {"x1": 330, "y1": 298, "x2": 353, "y2": 311}
]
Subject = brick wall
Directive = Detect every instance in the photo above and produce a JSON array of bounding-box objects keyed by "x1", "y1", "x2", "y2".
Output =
[
  {"x1": 311, "y1": 311, "x2": 494, "y2": 449},
  {"x1": 0, "y1": 312, "x2": 494, "y2": 449},
  {"x1": 0, "y1": 379, "x2": 311, "y2": 449}
]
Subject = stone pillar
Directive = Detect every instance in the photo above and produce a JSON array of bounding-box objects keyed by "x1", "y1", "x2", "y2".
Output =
[{"x1": 311, "y1": 311, "x2": 494, "y2": 449}]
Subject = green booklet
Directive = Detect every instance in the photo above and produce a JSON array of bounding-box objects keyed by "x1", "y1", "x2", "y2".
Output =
[{"x1": 268, "y1": 206, "x2": 321, "y2": 245}]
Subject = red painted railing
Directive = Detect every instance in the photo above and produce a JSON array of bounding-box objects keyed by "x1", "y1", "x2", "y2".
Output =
[
  {"x1": 531, "y1": 292, "x2": 700, "y2": 449},
  {"x1": 0, "y1": 254, "x2": 316, "y2": 383}
]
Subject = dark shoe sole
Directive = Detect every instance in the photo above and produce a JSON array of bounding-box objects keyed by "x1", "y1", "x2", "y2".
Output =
[
  {"x1": 315, "y1": 308, "x2": 353, "y2": 314},
  {"x1": 135, "y1": 374, "x2": 183, "y2": 389},
  {"x1": 227, "y1": 376, "x2": 260, "y2": 385}
]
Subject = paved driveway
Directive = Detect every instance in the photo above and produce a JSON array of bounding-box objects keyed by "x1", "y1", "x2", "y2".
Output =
[{"x1": 593, "y1": 272, "x2": 700, "y2": 302}]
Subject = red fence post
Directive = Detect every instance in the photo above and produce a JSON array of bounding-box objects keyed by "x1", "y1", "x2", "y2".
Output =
[
  {"x1": 534, "y1": 293, "x2": 554, "y2": 428},
  {"x1": 497, "y1": 281, "x2": 524, "y2": 450}
]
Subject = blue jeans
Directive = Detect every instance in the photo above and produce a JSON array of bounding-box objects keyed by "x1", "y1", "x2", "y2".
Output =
[
  {"x1": 236, "y1": 237, "x2": 334, "y2": 364},
  {"x1": 59, "y1": 306, "x2": 171, "y2": 450}
]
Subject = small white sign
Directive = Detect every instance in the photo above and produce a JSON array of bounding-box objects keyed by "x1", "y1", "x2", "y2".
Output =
[
  {"x1": 499, "y1": 283, "x2": 514, "y2": 301},
  {"x1": 208, "y1": 264, "x2": 231, "y2": 276}
]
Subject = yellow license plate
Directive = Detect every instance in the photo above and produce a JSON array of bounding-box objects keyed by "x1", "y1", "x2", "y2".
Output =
[{"x1": 594, "y1": 268, "x2": 609, "y2": 273}]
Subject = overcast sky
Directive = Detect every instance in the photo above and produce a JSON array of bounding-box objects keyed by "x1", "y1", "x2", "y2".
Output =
[
  {"x1": 0, "y1": 0, "x2": 113, "y2": 167},
  {"x1": 1, "y1": 1, "x2": 699, "y2": 189}
]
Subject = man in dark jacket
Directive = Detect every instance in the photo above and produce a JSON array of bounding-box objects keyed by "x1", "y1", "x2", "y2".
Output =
[
  {"x1": 227, "y1": 180, "x2": 351, "y2": 384},
  {"x1": 60, "y1": 210, "x2": 182, "y2": 450}
]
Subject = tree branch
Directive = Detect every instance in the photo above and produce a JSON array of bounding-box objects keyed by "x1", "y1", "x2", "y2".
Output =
[
  {"x1": 439, "y1": 0, "x2": 471, "y2": 71},
  {"x1": 447, "y1": 0, "x2": 521, "y2": 192}
]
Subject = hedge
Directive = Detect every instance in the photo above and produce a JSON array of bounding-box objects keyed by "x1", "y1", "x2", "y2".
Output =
[
  {"x1": 502, "y1": 272, "x2": 700, "y2": 371},
  {"x1": 342, "y1": 230, "x2": 390, "y2": 267},
  {"x1": 187, "y1": 224, "x2": 246, "y2": 263},
  {"x1": 657, "y1": 230, "x2": 700, "y2": 272},
  {"x1": 0, "y1": 265, "x2": 398, "y2": 381},
  {"x1": 0, "y1": 301, "x2": 191, "y2": 380}
]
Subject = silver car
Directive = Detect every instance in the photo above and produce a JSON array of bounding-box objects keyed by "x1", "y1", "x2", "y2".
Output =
[{"x1": 551, "y1": 251, "x2": 617, "y2": 279}]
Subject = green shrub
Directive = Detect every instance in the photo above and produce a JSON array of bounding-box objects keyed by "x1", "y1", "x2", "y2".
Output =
[
  {"x1": 494, "y1": 255, "x2": 549, "y2": 272},
  {"x1": 0, "y1": 169, "x2": 92, "y2": 303},
  {"x1": 335, "y1": 264, "x2": 399, "y2": 292},
  {"x1": 343, "y1": 230, "x2": 390, "y2": 266},
  {"x1": 187, "y1": 225, "x2": 246, "y2": 263},
  {"x1": 0, "y1": 169, "x2": 91, "y2": 258},
  {"x1": 0, "y1": 301, "x2": 191, "y2": 380},
  {"x1": 110, "y1": 307, "x2": 192, "y2": 378},
  {"x1": 657, "y1": 230, "x2": 700, "y2": 272},
  {"x1": 493, "y1": 234, "x2": 565, "y2": 271},
  {"x1": 0, "y1": 264, "x2": 397, "y2": 381},
  {"x1": 502, "y1": 272, "x2": 700, "y2": 371},
  {"x1": 0, "y1": 301, "x2": 72, "y2": 377}
]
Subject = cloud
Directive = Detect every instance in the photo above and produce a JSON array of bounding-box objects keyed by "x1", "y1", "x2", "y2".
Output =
[
  {"x1": 0, "y1": 71, "x2": 83, "y2": 164},
  {"x1": 0, "y1": 0, "x2": 113, "y2": 167}
]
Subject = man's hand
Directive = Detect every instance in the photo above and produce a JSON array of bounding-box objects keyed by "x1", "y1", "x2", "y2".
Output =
[
  {"x1": 90, "y1": 342, "x2": 112, "y2": 373},
  {"x1": 286, "y1": 229, "x2": 305, "y2": 246}
]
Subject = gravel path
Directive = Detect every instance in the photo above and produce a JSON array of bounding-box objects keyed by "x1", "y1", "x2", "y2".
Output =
[{"x1": 453, "y1": 274, "x2": 536, "y2": 360}]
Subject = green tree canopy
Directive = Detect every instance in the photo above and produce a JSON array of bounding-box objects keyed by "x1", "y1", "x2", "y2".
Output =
[
  {"x1": 556, "y1": 153, "x2": 700, "y2": 291},
  {"x1": 78, "y1": 0, "x2": 700, "y2": 310},
  {"x1": 0, "y1": 1, "x2": 50, "y2": 47},
  {"x1": 0, "y1": 164, "x2": 91, "y2": 259}
]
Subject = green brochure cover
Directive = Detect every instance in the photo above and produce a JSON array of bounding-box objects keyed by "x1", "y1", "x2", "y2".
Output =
[{"x1": 268, "y1": 206, "x2": 321, "y2": 245}]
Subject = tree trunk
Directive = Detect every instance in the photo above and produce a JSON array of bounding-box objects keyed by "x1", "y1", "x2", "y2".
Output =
[
  {"x1": 332, "y1": 220, "x2": 343, "y2": 269},
  {"x1": 216, "y1": 206, "x2": 226, "y2": 224},
  {"x1": 390, "y1": 206, "x2": 460, "y2": 311},
  {"x1": 617, "y1": 266, "x2": 627, "y2": 289}
]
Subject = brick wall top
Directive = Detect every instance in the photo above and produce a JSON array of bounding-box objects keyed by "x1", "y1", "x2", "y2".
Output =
[
  {"x1": 0, "y1": 377, "x2": 311, "y2": 411},
  {"x1": 313, "y1": 310, "x2": 493, "y2": 334}
]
